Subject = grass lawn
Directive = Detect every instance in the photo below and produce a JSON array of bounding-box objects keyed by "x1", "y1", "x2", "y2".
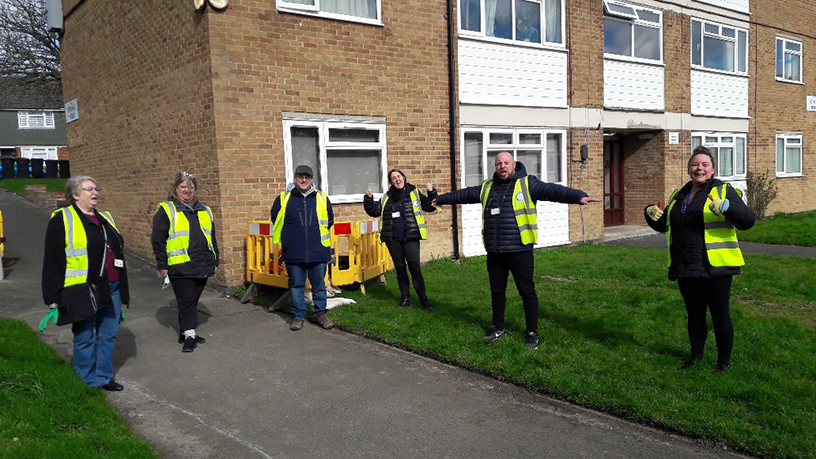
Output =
[
  {"x1": 0, "y1": 178, "x2": 67, "y2": 196},
  {"x1": 739, "y1": 211, "x2": 816, "y2": 247},
  {"x1": 0, "y1": 319, "x2": 156, "y2": 458},
  {"x1": 330, "y1": 245, "x2": 815, "y2": 458}
]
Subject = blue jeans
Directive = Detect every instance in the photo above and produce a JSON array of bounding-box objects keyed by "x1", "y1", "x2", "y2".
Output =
[
  {"x1": 71, "y1": 281, "x2": 121, "y2": 387},
  {"x1": 286, "y1": 262, "x2": 327, "y2": 320}
]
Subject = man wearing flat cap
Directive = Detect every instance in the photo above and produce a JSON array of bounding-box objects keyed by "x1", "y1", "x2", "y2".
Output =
[{"x1": 271, "y1": 165, "x2": 335, "y2": 331}]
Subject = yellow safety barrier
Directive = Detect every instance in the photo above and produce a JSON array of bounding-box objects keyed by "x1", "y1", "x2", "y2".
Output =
[
  {"x1": 0, "y1": 209, "x2": 4, "y2": 259},
  {"x1": 245, "y1": 220, "x2": 393, "y2": 295}
]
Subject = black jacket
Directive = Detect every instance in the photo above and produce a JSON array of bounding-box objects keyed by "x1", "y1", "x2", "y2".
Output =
[
  {"x1": 151, "y1": 199, "x2": 219, "y2": 278},
  {"x1": 363, "y1": 183, "x2": 437, "y2": 242},
  {"x1": 42, "y1": 204, "x2": 130, "y2": 307},
  {"x1": 645, "y1": 178, "x2": 755, "y2": 280},
  {"x1": 436, "y1": 161, "x2": 588, "y2": 253},
  {"x1": 269, "y1": 184, "x2": 334, "y2": 264}
]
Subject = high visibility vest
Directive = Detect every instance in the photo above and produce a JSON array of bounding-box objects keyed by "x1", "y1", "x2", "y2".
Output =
[
  {"x1": 380, "y1": 188, "x2": 427, "y2": 240},
  {"x1": 157, "y1": 201, "x2": 216, "y2": 266},
  {"x1": 665, "y1": 184, "x2": 744, "y2": 267},
  {"x1": 52, "y1": 206, "x2": 120, "y2": 287},
  {"x1": 272, "y1": 190, "x2": 330, "y2": 247},
  {"x1": 480, "y1": 177, "x2": 538, "y2": 245}
]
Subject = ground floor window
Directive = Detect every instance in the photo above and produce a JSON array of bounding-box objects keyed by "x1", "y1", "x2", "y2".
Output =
[
  {"x1": 282, "y1": 119, "x2": 387, "y2": 203},
  {"x1": 20, "y1": 146, "x2": 58, "y2": 160},
  {"x1": 691, "y1": 133, "x2": 746, "y2": 179},
  {"x1": 775, "y1": 133, "x2": 803, "y2": 177}
]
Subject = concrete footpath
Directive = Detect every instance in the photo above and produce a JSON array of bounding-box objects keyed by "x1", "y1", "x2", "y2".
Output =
[{"x1": 0, "y1": 189, "x2": 751, "y2": 459}]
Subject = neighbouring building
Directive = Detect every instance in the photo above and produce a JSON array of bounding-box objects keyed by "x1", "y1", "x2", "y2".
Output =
[{"x1": 0, "y1": 78, "x2": 68, "y2": 164}]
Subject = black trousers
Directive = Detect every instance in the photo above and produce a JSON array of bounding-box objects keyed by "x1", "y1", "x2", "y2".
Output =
[
  {"x1": 170, "y1": 277, "x2": 208, "y2": 332},
  {"x1": 486, "y1": 250, "x2": 538, "y2": 333},
  {"x1": 677, "y1": 276, "x2": 734, "y2": 366},
  {"x1": 385, "y1": 240, "x2": 427, "y2": 299}
]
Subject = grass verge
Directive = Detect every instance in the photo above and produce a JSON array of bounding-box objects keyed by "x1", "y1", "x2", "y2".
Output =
[
  {"x1": 0, "y1": 318, "x2": 156, "y2": 458},
  {"x1": 738, "y1": 211, "x2": 816, "y2": 247},
  {"x1": 329, "y1": 244, "x2": 815, "y2": 457},
  {"x1": 0, "y1": 178, "x2": 67, "y2": 196}
]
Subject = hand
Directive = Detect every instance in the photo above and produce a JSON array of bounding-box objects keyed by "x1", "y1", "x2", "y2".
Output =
[
  {"x1": 39, "y1": 308, "x2": 59, "y2": 332},
  {"x1": 707, "y1": 194, "x2": 729, "y2": 216},
  {"x1": 366, "y1": 187, "x2": 373, "y2": 198},
  {"x1": 214, "y1": 265, "x2": 219, "y2": 274},
  {"x1": 119, "y1": 310, "x2": 126, "y2": 324},
  {"x1": 431, "y1": 198, "x2": 438, "y2": 206},
  {"x1": 159, "y1": 269, "x2": 168, "y2": 278},
  {"x1": 580, "y1": 196, "x2": 602, "y2": 205},
  {"x1": 426, "y1": 183, "x2": 434, "y2": 192},
  {"x1": 646, "y1": 200, "x2": 663, "y2": 221},
  {"x1": 48, "y1": 303, "x2": 56, "y2": 309}
]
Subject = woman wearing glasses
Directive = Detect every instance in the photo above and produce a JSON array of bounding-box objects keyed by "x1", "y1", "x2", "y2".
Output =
[
  {"x1": 42, "y1": 175, "x2": 130, "y2": 391},
  {"x1": 151, "y1": 171, "x2": 219, "y2": 352}
]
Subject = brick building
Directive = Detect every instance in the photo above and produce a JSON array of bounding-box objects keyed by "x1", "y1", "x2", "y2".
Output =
[
  {"x1": 53, "y1": 0, "x2": 813, "y2": 287},
  {"x1": 0, "y1": 78, "x2": 68, "y2": 163}
]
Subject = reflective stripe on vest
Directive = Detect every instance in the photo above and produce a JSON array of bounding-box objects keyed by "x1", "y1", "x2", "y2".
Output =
[
  {"x1": 53, "y1": 206, "x2": 88, "y2": 287},
  {"x1": 480, "y1": 177, "x2": 538, "y2": 245},
  {"x1": 272, "y1": 191, "x2": 331, "y2": 247},
  {"x1": 380, "y1": 188, "x2": 427, "y2": 240},
  {"x1": 157, "y1": 201, "x2": 216, "y2": 265}
]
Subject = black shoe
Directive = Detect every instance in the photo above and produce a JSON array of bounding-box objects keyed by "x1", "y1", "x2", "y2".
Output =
[
  {"x1": 714, "y1": 363, "x2": 731, "y2": 373},
  {"x1": 483, "y1": 326, "x2": 505, "y2": 341},
  {"x1": 419, "y1": 297, "x2": 435, "y2": 311},
  {"x1": 525, "y1": 331, "x2": 539, "y2": 350},
  {"x1": 178, "y1": 333, "x2": 206, "y2": 344},
  {"x1": 398, "y1": 296, "x2": 411, "y2": 307},
  {"x1": 182, "y1": 336, "x2": 197, "y2": 353},
  {"x1": 101, "y1": 380, "x2": 124, "y2": 391},
  {"x1": 678, "y1": 357, "x2": 703, "y2": 370}
]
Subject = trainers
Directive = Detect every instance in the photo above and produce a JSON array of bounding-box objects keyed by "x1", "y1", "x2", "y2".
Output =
[
  {"x1": 398, "y1": 295, "x2": 411, "y2": 307},
  {"x1": 290, "y1": 320, "x2": 304, "y2": 331},
  {"x1": 182, "y1": 336, "x2": 197, "y2": 352},
  {"x1": 482, "y1": 326, "x2": 505, "y2": 341},
  {"x1": 314, "y1": 312, "x2": 335, "y2": 330},
  {"x1": 525, "y1": 331, "x2": 539, "y2": 350},
  {"x1": 178, "y1": 333, "x2": 206, "y2": 344}
]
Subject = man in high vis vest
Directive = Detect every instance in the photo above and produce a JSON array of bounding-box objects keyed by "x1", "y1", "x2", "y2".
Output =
[
  {"x1": 435, "y1": 152, "x2": 601, "y2": 349},
  {"x1": 270, "y1": 165, "x2": 335, "y2": 332}
]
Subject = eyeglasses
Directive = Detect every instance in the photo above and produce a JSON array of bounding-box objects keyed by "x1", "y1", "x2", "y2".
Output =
[{"x1": 81, "y1": 187, "x2": 101, "y2": 193}]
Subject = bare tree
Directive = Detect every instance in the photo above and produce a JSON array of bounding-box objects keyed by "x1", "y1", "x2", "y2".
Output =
[{"x1": 0, "y1": 0, "x2": 61, "y2": 96}]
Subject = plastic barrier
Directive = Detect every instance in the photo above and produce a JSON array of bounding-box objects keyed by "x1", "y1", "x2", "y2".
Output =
[{"x1": 0, "y1": 209, "x2": 5, "y2": 280}]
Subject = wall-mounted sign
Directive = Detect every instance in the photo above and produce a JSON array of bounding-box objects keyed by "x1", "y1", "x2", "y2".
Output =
[
  {"x1": 669, "y1": 132, "x2": 679, "y2": 145},
  {"x1": 807, "y1": 96, "x2": 816, "y2": 112},
  {"x1": 65, "y1": 99, "x2": 78, "y2": 123}
]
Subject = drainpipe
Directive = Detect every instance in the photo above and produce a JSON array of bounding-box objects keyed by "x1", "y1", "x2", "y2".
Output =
[{"x1": 446, "y1": 0, "x2": 460, "y2": 259}]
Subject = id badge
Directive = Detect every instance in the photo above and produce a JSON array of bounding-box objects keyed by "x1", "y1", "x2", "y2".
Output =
[
  {"x1": 114, "y1": 259, "x2": 124, "y2": 268},
  {"x1": 490, "y1": 208, "x2": 500, "y2": 216},
  {"x1": 392, "y1": 211, "x2": 401, "y2": 219}
]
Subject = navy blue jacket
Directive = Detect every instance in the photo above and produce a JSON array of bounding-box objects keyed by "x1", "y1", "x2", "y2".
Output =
[
  {"x1": 270, "y1": 184, "x2": 335, "y2": 264},
  {"x1": 436, "y1": 161, "x2": 588, "y2": 253}
]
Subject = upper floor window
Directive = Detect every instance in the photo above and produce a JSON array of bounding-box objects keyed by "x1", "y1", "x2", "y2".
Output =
[
  {"x1": 776, "y1": 134, "x2": 802, "y2": 177},
  {"x1": 18, "y1": 111, "x2": 55, "y2": 129},
  {"x1": 691, "y1": 133, "x2": 746, "y2": 179},
  {"x1": 277, "y1": 0, "x2": 380, "y2": 24},
  {"x1": 691, "y1": 19, "x2": 747, "y2": 74},
  {"x1": 603, "y1": 1, "x2": 662, "y2": 61},
  {"x1": 776, "y1": 37, "x2": 802, "y2": 83},
  {"x1": 283, "y1": 118, "x2": 387, "y2": 203},
  {"x1": 459, "y1": 0, "x2": 563, "y2": 45}
]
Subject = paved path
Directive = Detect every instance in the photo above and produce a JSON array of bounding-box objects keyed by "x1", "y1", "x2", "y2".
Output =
[{"x1": 0, "y1": 189, "x2": 750, "y2": 458}]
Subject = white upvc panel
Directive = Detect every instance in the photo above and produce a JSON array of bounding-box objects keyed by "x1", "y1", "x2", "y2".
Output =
[
  {"x1": 459, "y1": 39, "x2": 568, "y2": 108},
  {"x1": 460, "y1": 202, "x2": 570, "y2": 257},
  {"x1": 694, "y1": 0, "x2": 749, "y2": 14},
  {"x1": 690, "y1": 70, "x2": 749, "y2": 118},
  {"x1": 603, "y1": 59, "x2": 665, "y2": 111}
]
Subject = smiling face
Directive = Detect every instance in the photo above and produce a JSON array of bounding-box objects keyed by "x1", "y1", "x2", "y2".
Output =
[
  {"x1": 295, "y1": 173, "x2": 313, "y2": 193},
  {"x1": 495, "y1": 152, "x2": 515, "y2": 181},
  {"x1": 389, "y1": 171, "x2": 406, "y2": 190},
  {"x1": 74, "y1": 179, "x2": 99, "y2": 211},
  {"x1": 688, "y1": 153, "x2": 715, "y2": 188},
  {"x1": 176, "y1": 180, "x2": 196, "y2": 204}
]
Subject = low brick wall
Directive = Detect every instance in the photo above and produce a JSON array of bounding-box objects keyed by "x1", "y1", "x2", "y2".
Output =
[{"x1": 24, "y1": 185, "x2": 68, "y2": 212}]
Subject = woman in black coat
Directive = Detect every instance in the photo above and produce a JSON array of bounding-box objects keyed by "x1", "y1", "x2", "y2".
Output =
[{"x1": 364, "y1": 169, "x2": 437, "y2": 310}]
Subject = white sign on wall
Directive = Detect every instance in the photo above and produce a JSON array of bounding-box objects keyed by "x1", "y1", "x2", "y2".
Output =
[
  {"x1": 807, "y1": 96, "x2": 816, "y2": 112},
  {"x1": 668, "y1": 132, "x2": 679, "y2": 145},
  {"x1": 65, "y1": 99, "x2": 78, "y2": 123}
]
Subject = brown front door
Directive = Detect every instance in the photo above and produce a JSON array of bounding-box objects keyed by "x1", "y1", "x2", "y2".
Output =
[{"x1": 604, "y1": 140, "x2": 624, "y2": 226}]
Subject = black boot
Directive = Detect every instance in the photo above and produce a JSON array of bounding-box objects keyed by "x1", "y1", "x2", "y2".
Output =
[
  {"x1": 419, "y1": 297, "x2": 435, "y2": 311},
  {"x1": 398, "y1": 295, "x2": 411, "y2": 307}
]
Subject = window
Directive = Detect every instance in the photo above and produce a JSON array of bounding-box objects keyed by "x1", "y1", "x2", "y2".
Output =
[
  {"x1": 17, "y1": 112, "x2": 55, "y2": 129},
  {"x1": 282, "y1": 119, "x2": 387, "y2": 202},
  {"x1": 691, "y1": 133, "x2": 746, "y2": 179},
  {"x1": 459, "y1": 0, "x2": 564, "y2": 45},
  {"x1": 776, "y1": 134, "x2": 802, "y2": 177},
  {"x1": 603, "y1": 1, "x2": 662, "y2": 61},
  {"x1": 776, "y1": 37, "x2": 802, "y2": 83},
  {"x1": 691, "y1": 19, "x2": 747, "y2": 74},
  {"x1": 20, "y1": 147, "x2": 58, "y2": 160},
  {"x1": 461, "y1": 128, "x2": 565, "y2": 187},
  {"x1": 276, "y1": 0, "x2": 380, "y2": 24}
]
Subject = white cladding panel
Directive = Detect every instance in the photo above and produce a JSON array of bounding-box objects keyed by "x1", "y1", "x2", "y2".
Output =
[
  {"x1": 603, "y1": 59, "x2": 665, "y2": 111},
  {"x1": 694, "y1": 0, "x2": 749, "y2": 14},
  {"x1": 690, "y1": 70, "x2": 748, "y2": 118},
  {"x1": 460, "y1": 202, "x2": 570, "y2": 257},
  {"x1": 458, "y1": 39, "x2": 567, "y2": 108}
]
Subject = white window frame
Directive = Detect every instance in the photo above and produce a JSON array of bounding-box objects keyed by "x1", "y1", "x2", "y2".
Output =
[
  {"x1": 691, "y1": 18, "x2": 748, "y2": 75},
  {"x1": 20, "y1": 146, "x2": 58, "y2": 160},
  {"x1": 458, "y1": 0, "x2": 565, "y2": 48},
  {"x1": 17, "y1": 111, "x2": 55, "y2": 129},
  {"x1": 776, "y1": 37, "x2": 803, "y2": 84},
  {"x1": 603, "y1": 1, "x2": 663, "y2": 63},
  {"x1": 282, "y1": 119, "x2": 388, "y2": 203},
  {"x1": 775, "y1": 133, "x2": 803, "y2": 177},
  {"x1": 276, "y1": 0, "x2": 382, "y2": 26},
  {"x1": 691, "y1": 133, "x2": 747, "y2": 179},
  {"x1": 459, "y1": 127, "x2": 567, "y2": 188}
]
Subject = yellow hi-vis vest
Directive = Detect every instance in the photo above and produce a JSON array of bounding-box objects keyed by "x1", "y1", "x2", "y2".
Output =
[
  {"x1": 157, "y1": 201, "x2": 216, "y2": 266},
  {"x1": 665, "y1": 184, "x2": 744, "y2": 268},
  {"x1": 479, "y1": 177, "x2": 538, "y2": 245},
  {"x1": 52, "y1": 206, "x2": 120, "y2": 287},
  {"x1": 380, "y1": 188, "x2": 427, "y2": 240},
  {"x1": 272, "y1": 190, "x2": 330, "y2": 247}
]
